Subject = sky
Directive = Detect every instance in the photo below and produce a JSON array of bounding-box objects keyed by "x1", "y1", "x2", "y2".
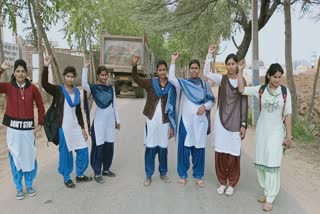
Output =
[{"x1": 3, "y1": 4, "x2": 320, "y2": 66}]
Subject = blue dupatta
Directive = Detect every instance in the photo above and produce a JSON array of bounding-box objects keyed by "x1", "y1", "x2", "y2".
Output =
[
  {"x1": 61, "y1": 84, "x2": 80, "y2": 107},
  {"x1": 152, "y1": 78, "x2": 177, "y2": 133}
]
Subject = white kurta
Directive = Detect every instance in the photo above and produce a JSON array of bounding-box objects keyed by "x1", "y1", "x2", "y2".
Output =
[
  {"x1": 82, "y1": 68, "x2": 120, "y2": 146},
  {"x1": 243, "y1": 85, "x2": 292, "y2": 167},
  {"x1": 203, "y1": 55, "x2": 242, "y2": 156},
  {"x1": 144, "y1": 101, "x2": 170, "y2": 148},
  {"x1": 168, "y1": 64, "x2": 214, "y2": 149},
  {"x1": 62, "y1": 94, "x2": 88, "y2": 151},
  {"x1": 7, "y1": 128, "x2": 36, "y2": 172}
]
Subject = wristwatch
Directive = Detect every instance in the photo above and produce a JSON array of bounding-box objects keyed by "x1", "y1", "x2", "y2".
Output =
[{"x1": 241, "y1": 122, "x2": 247, "y2": 129}]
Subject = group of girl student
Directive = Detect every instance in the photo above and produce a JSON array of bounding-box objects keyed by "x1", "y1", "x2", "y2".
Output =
[
  {"x1": 0, "y1": 44, "x2": 293, "y2": 211},
  {"x1": 42, "y1": 56, "x2": 119, "y2": 187},
  {"x1": 0, "y1": 55, "x2": 119, "y2": 199},
  {"x1": 203, "y1": 44, "x2": 292, "y2": 212}
]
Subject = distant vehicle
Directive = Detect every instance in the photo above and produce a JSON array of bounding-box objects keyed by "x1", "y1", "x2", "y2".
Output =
[{"x1": 100, "y1": 33, "x2": 154, "y2": 98}]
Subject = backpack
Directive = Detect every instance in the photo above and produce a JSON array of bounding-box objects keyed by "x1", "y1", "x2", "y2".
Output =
[
  {"x1": 259, "y1": 84, "x2": 287, "y2": 115},
  {"x1": 43, "y1": 98, "x2": 59, "y2": 145}
]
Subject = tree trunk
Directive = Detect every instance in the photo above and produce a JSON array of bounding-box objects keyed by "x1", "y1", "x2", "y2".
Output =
[
  {"x1": 27, "y1": 0, "x2": 38, "y2": 49},
  {"x1": 307, "y1": 57, "x2": 320, "y2": 121},
  {"x1": 236, "y1": 26, "x2": 252, "y2": 60},
  {"x1": 0, "y1": 2, "x2": 4, "y2": 64},
  {"x1": 0, "y1": 3, "x2": 5, "y2": 82},
  {"x1": 31, "y1": 0, "x2": 61, "y2": 84},
  {"x1": 33, "y1": 0, "x2": 44, "y2": 91},
  {"x1": 42, "y1": 28, "x2": 62, "y2": 83},
  {"x1": 284, "y1": 0, "x2": 298, "y2": 121}
]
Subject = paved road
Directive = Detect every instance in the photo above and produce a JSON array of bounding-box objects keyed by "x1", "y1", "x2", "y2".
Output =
[{"x1": 0, "y1": 98, "x2": 305, "y2": 214}]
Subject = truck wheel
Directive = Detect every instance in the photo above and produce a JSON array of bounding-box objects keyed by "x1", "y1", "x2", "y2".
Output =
[{"x1": 135, "y1": 87, "x2": 144, "y2": 98}]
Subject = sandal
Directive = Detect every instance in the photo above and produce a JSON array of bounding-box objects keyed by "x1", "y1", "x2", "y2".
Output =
[
  {"x1": 178, "y1": 178, "x2": 187, "y2": 186},
  {"x1": 195, "y1": 179, "x2": 205, "y2": 187},
  {"x1": 64, "y1": 180, "x2": 76, "y2": 189},
  {"x1": 263, "y1": 202, "x2": 273, "y2": 212},
  {"x1": 258, "y1": 195, "x2": 266, "y2": 203}
]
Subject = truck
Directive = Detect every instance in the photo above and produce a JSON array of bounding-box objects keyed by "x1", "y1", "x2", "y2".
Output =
[{"x1": 100, "y1": 32, "x2": 154, "y2": 98}]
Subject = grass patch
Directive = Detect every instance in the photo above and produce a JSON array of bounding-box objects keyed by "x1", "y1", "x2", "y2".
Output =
[{"x1": 293, "y1": 118, "x2": 316, "y2": 143}]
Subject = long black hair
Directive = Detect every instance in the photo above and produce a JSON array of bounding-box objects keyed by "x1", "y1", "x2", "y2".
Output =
[{"x1": 265, "y1": 63, "x2": 284, "y2": 84}]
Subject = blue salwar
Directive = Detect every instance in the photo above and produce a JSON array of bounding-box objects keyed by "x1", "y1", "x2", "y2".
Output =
[
  {"x1": 177, "y1": 119, "x2": 205, "y2": 180},
  {"x1": 145, "y1": 146, "x2": 168, "y2": 179},
  {"x1": 90, "y1": 124, "x2": 114, "y2": 176},
  {"x1": 9, "y1": 153, "x2": 37, "y2": 191},
  {"x1": 58, "y1": 128, "x2": 89, "y2": 182}
]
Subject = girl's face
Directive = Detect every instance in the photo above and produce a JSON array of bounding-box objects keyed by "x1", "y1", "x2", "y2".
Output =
[
  {"x1": 189, "y1": 63, "x2": 200, "y2": 78},
  {"x1": 157, "y1": 64, "x2": 167, "y2": 80},
  {"x1": 226, "y1": 58, "x2": 238, "y2": 75},
  {"x1": 14, "y1": 65, "x2": 27, "y2": 84},
  {"x1": 98, "y1": 71, "x2": 108, "y2": 84},
  {"x1": 64, "y1": 72, "x2": 75, "y2": 86},
  {"x1": 268, "y1": 71, "x2": 283, "y2": 88}
]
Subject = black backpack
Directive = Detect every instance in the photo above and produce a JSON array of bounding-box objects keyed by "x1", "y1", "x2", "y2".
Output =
[{"x1": 44, "y1": 98, "x2": 59, "y2": 145}]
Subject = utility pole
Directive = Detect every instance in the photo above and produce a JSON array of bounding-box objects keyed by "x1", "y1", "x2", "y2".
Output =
[{"x1": 252, "y1": 0, "x2": 260, "y2": 125}]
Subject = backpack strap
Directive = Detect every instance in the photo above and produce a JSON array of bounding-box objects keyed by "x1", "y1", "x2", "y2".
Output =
[
  {"x1": 280, "y1": 85, "x2": 287, "y2": 118},
  {"x1": 259, "y1": 84, "x2": 267, "y2": 112}
]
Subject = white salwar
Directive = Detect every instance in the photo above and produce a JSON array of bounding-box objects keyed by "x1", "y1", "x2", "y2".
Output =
[
  {"x1": 82, "y1": 68, "x2": 120, "y2": 146},
  {"x1": 203, "y1": 55, "x2": 242, "y2": 156},
  {"x1": 169, "y1": 64, "x2": 214, "y2": 149},
  {"x1": 7, "y1": 128, "x2": 36, "y2": 172},
  {"x1": 243, "y1": 85, "x2": 292, "y2": 203},
  {"x1": 62, "y1": 94, "x2": 88, "y2": 151},
  {"x1": 144, "y1": 101, "x2": 170, "y2": 148}
]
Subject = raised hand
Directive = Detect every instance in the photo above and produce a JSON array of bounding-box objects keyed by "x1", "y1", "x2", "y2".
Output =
[
  {"x1": 238, "y1": 59, "x2": 246, "y2": 72},
  {"x1": 44, "y1": 56, "x2": 52, "y2": 67},
  {"x1": 208, "y1": 44, "x2": 216, "y2": 54},
  {"x1": 84, "y1": 60, "x2": 90, "y2": 68},
  {"x1": 1, "y1": 60, "x2": 13, "y2": 70},
  {"x1": 171, "y1": 52, "x2": 179, "y2": 60},
  {"x1": 171, "y1": 52, "x2": 179, "y2": 64},
  {"x1": 133, "y1": 54, "x2": 140, "y2": 66}
]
